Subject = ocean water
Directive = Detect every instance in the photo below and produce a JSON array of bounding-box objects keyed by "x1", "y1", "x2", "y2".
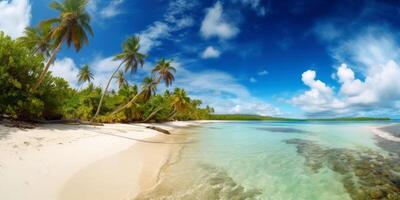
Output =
[{"x1": 136, "y1": 122, "x2": 400, "y2": 200}]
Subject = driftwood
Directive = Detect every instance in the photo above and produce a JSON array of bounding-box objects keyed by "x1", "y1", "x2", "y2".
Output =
[
  {"x1": 0, "y1": 119, "x2": 36, "y2": 129},
  {"x1": 146, "y1": 126, "x2": 171, "y2": 135}
]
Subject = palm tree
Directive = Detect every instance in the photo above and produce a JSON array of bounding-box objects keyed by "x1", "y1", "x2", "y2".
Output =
[
  {"x1": 31, "y1": 0, "x2": 93, "y2": 91},
  {"x1": 152, "y1": 59, "x2": 176, "y2": 85},
  {"x1": 91, "y1": 36, "x2": 146, "y2": 122},
  {"x1": 18, "y1": 24, "x2": 53, "y2": 57},
  {"x1": 143, "y1": 88, "x2": 189, "y2": 122},
  {"x1": 109, "y1": 59, "x2": 176, "y2": 117},
  {"x1": 109, "y1": 76, "x2": 157, "y2": 117},
  {"x1": 77, "y1": 64, "x2": 93, "y2": 86},
  {"x1": 116, "y1": 70, "x2": 128, "y2": 89},
  {"x1": 171, "y1": 88, "x2": 190, "y2": 111}
]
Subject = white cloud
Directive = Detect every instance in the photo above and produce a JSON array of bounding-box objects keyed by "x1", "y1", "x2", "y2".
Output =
[
  {"x1": 333, "y1": 30, "x2": 400, "y2": 69},
  {"x1": 291, "y1": 70, "x2": 346, "y2": 115},
  {"x1": 139, "y1": 22, "x2": 170, "y2": 54},
  {"x1": 201, "y1": 46, "x2": 221, "y2": 59},
  {"x1": 100, "y1": 0, "x2": 125, "y2": 18},
  {"x1": 0, "y1": 0, "x2": 31, "y2": 38},
  {"x1": 170, "y1": 60, "x2": 281, "y2": 116},
  {"x1": 249, "y1": 77, "x2": 257, "y2": 83},
  {"x1": 200, "y1": 1, "x2": 239, "y2": 40},
  {"x1": 88, "y1": 56, "x2": 121, "y2": 90},
  {"x1": 292, "y1": 28, "x2": 400, "y2": 117},
  {"x1": 138, "y1": 0, "x2": 197, "y2": 53},
  {"x1": 258, "y1": 70, "x2": 268, "y2": 76},
  {"x1": 291, "y1": 61, "x2": 400, "y2": 116},
  {"x1": 50, "y1": 58, "x2": 80, "y2": 88}
]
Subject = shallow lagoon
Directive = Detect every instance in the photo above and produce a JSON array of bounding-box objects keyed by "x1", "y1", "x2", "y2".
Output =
[{"x1": 137, "y1": 121, "x2": 400, "y2": 200}]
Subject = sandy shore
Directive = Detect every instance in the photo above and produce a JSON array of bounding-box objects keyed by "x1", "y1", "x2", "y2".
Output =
[
  {"x1": 0, "y1": 121, "x2": 206, "y2": 200},
  {"x1": 371, "y1": 124, "x2": 400, "y2": 142}
]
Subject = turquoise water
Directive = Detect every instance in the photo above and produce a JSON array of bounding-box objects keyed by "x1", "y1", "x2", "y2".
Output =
[{"x1": 137, "y1": 122, "x2": 400, "y2": 200}]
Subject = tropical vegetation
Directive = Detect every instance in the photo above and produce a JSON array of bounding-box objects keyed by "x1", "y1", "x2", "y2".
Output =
[{"x1": 0, "y1": 0, "x2": 213, "y2": 123}]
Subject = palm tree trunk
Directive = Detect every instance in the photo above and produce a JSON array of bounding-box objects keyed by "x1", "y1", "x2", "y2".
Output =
[
  {"x1": 90, "y1": 62, "x2": 124, "y2": 122},
  {"x1": 109, "y1": 92, "x2": 141, "y2": 116},
  {"x1": 167, "y1": 109, "x2": 177, "y2": 120},
  {"x1": 31, "y1": 38, "x2": 64, "y2": 92},
  {"x1": 109, "y1": 76, "x2": 161, "y2": 117},
  {"x1": 142, "y1": 106, "x2": 164, "y2": 122}
]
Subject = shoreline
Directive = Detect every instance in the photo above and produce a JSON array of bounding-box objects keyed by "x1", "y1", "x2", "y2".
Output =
[
  {"x1": 370, "y1": 124, "x2": 400, "y2": 142},
  {"x1": 0, "y1": 121, "x2": 207, "y2": 200}
]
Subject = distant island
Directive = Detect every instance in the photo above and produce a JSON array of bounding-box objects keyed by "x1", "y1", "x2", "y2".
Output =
[{"x1": 209, "y1": 114, "x2": 391, "y2": 121}]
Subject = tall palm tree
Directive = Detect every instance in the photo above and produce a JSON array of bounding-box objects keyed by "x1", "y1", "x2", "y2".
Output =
[
  {"x1": 91, "y1": 36, "x2": 146, "y2": 122},
  {"x1": 31, "y1": 0, "x2": 93, "y2": 91},
  {"x1": 116, "y1": 70, "x2": 128, "y2": 89},
  {"x1": 18, "y1": 24, "x2": 53, "y2": 57},
  {"x1": 77, "y1": 64, "x2": 93, "y2": 86},
  {"x1": 109, "y1": 59, "x2": 176, "y2": 117}
]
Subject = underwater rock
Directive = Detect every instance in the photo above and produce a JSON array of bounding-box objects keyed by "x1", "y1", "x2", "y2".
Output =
[
  {"x1": 285, "y1": 138, "x2": 400, "y2": 200},
  {"x1": 369, "y1": 188, "x2": 384, "y2": 199},
  {"x1": 256, "y1": 127, "x2": 310, "y2": 133}
]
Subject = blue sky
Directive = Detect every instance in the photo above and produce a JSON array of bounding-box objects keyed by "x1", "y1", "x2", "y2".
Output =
[{"x1": 1, "y1": 0, "x2": 400, "y2": 118}]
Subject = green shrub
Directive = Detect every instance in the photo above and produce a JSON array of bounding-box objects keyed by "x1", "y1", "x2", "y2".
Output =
[{"x1": 0, "y1": 32, "x2": 72, "y2": 120}]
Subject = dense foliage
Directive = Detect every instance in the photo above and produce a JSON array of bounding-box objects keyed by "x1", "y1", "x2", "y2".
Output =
[
  {"x1": 0, "y1": 0, "x2": 214, "y2": 123},
  {"x1": 0, "y1": 32, "x2": 73, "y2": 120},
  {"x1": 0, "y1": 31, "x2": 213, "y2": 122}
]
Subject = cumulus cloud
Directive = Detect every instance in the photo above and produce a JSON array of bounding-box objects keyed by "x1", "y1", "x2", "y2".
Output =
[
  {"x1": 138, "y1": 0, "x2": 197, "y2": 54},
  {"x1": 292, "y1": 28, "x2": 400, "y2": 117},
  {"x1": 50, "y1": 58, "x2": 80, "y2": 88},
  {"x1": 291, "y1": 61, "x2": 400, "y2": 116},
  {"x1": 200, "y1": 1, "x2": 239, "y2": 40},
  {"x1": 201, "y1": 46, "x2": 221, "y2": 59},
  {"x1": 0, "y1": 0, "x2": 31, "y2": 38}
]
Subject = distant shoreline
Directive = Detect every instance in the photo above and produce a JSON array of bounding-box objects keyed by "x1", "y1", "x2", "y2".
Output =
[{"x1": 209, "y1": 114, "x2": 392, "y2": 121}]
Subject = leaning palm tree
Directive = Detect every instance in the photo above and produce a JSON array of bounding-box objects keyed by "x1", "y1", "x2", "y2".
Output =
[
  {"x1": 91, "y1": 36, "x2": 146, "y2": 122},
  {"x1": 18, "y1": 24, "x2": 53, "y2": 57},
  {"x1": 77, "y1": 64, "x2": 93, "y2": 86},
  {"x1": 144, "y1": 88, "x2": 189, "y2": 122},
  {"x1": 109, "y1": 59, "x2": 175, "y2": 117},
  {"x1": 116, "y1": 70, "x2": 128, "y2": 89},
  {"x1": 31, "y1": 0, "x2": 93, "y2": 91}
]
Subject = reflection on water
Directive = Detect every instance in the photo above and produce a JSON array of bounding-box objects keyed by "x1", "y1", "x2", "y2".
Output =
[{"x1": 135, "y1": 122, "x2": 400, "y2": 200}]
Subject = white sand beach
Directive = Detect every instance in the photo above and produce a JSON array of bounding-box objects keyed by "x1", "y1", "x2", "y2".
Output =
[
  {"x1": 371, "y1": 125, "x2": 400, "y2": 142},
  {"x1": 0, "y1": 121, "x2": 205, "y2": 200}
]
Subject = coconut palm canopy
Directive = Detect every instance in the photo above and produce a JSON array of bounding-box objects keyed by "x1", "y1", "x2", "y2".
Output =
[{"x1": 77, "y1": 64, "x2": 93, "y2": 85}]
